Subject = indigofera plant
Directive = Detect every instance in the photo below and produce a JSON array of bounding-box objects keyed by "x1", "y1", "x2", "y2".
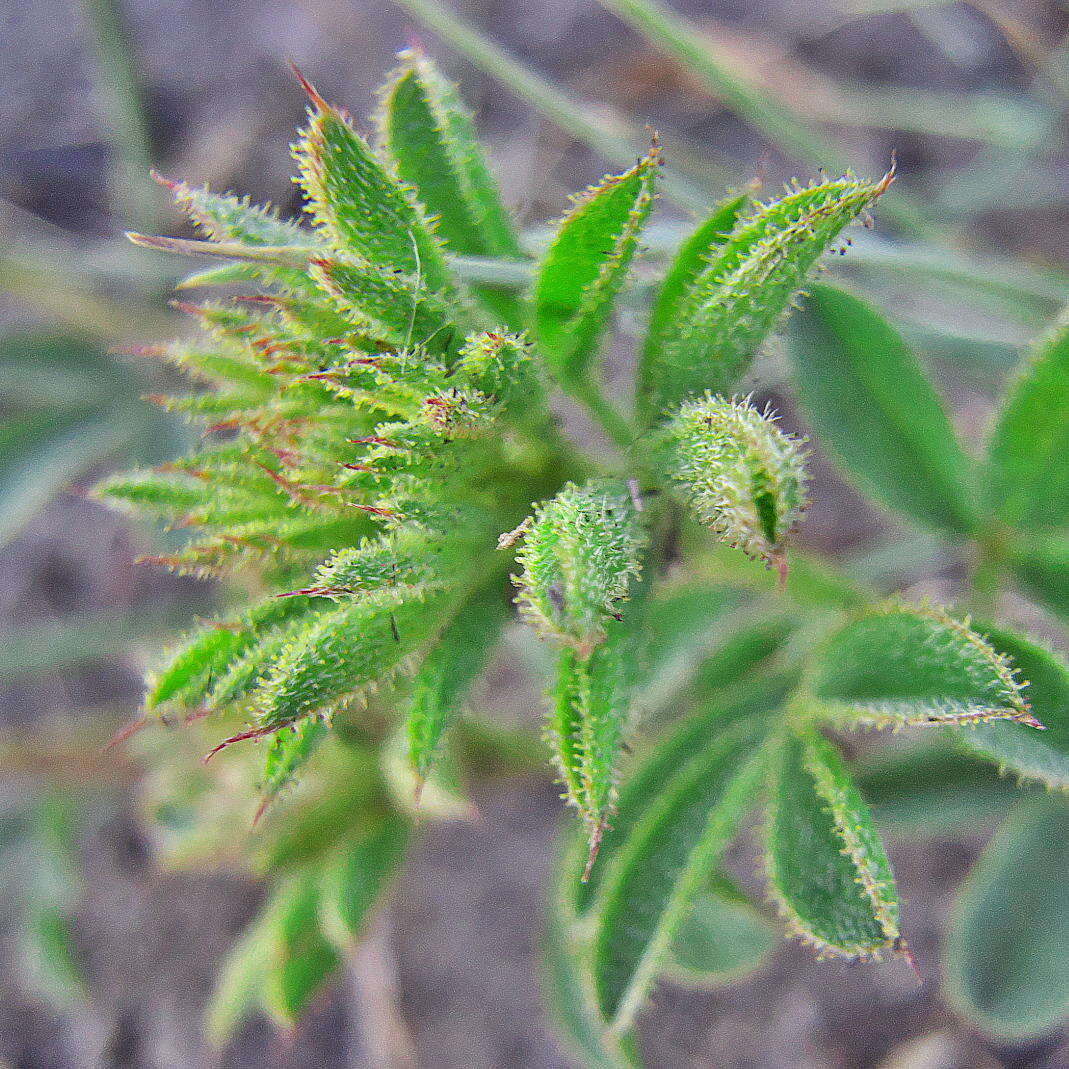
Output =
[{"x1": 101, "y1": 50, "x2": 1069, "y2": 1060}]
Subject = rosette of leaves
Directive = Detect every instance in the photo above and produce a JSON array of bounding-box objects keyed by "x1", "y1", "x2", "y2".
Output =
[{"x1": 94, "y1": 49, "x2": 1069, "y2": 1060}]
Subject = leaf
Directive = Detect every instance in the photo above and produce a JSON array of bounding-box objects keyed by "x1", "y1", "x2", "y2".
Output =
[
  {"x1": 309, "y1": 255, "x2": 458, "y2": 353},
  {"x1": 787, "y1": 281, "x2": 978, "y2": 535},
  {"x1": 985, "y1": 309, "x2": 1069, "y2": 530},
  {"x1": 514, "y1": 479, "x2": 646, "y2": 653},
  {"x1": 254, "y1": 590, "x2": 448, "y2": 733},
  {"x1": 955, "y1": 625, "x2": 1069, "y2": 791},
  {"x1": 574, "y1": 676, "x2": 789, "y2": 916},
  {"x1": 765, "y1": 727, "x2": 901, "y2": 959},
  {"x1": 659, "y1": 394, "x2": 807, "y2": 572},
  {"x1": 262, "y1": 875, "x2": 341, "y2": 1028},
  {"x1": 591, "y1": 721, "x2": 768, "y2": 1029},
  {"x1": 320, "y1": 816, "x2": 409, "y2": 948},
  {"x1": 406, "y1": 586, "x2": 507, "y2": 781},
  {"x1": 541, "y1": 850, "x2": 642, "y2": 1069},
  {"x1": 641, "y1": 191, "x2": 750, "y2": 373},
  {"x1": 146, "y1": 594, "x2": 314, "y2": 713},
  {"x1": 204, "y1": 921, "x2": 271, "y2": 1047},
  {"x1": 293, "y1": 78, "x2": 451, "y2": 288},
  {"x1": 376, "y1": 50, "x2": 521, "y2": 262},
  {"x1": 803, "y1": 602, "x2": 1033, "y2": 729},
  {"x1": 639, "y1": 171, "x2": 893, "y2": 420},
  {"x1": 550, "y1": 630, "x2": 634, "y2": 851},
  {"x1": 534, "y1": 150, "x2": 659, "y2": 383},
  {"x1": 666, "y1": 883, "x2": 775, "y2": 986},
  {"x1": 256, "y1": 717, "x2": 330, "y2": 822},
  {"x1": 945, "y1": 795, "x2": 1069, "y2": 1038}
]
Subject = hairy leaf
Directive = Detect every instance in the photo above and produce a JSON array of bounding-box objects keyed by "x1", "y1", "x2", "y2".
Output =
[
  {"x1": 377, "y1": 51, "x2": 521, "y2": 270},
  {"x1": 945, "y1": 796, "x2": 1069, "y2": 1038},
  {"x1": 535, "y1": 150, "x2": 659, "y2": 383},
  {"x1": 956, "y1": 625, "x2": 1069, "y2": 791},
  {"x1": 788, "y1": 282, "x2": 977, "y2": 535},
  {"x1": 592, "y1": 722, "x2": 768, "y2": 1029},
  {"x1": 804, "y1": 603, "x2": 1033, "y2": 729},
  {"x1": 574, "y1": 676, "x2": 789, "y2": 916},
  {"x1": 660, "y1": 394, "x2": 807, "y2": 572},
  {"x1": 514, "y1": 479, "x2": 646, "y2": 654},
  {"x1": 641, "y1": 190, "x2": 750, "y2": 375},
  {"x1": 986, "y1": 308, "x2": 1069, "y2": 530},
  {"x1": 293, "y1": 78, "x2": 450, "y2": 288},
  {"x1": 204, "y1": 920, "x2": 270, "y2": 1047},
  {"x1": 766, "y1": 728, "x2": 901, "y2": 958},
  {"x1": 639, "y1": 171, "x2": 893, "y2": 419},
  {"x1": 1008, "y1": 535, "x2": 1069, "y2": 624}
]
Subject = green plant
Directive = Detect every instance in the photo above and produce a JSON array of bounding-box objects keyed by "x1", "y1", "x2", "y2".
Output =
[{"x1": 97, "y1": 52, "x2": 1069, "y2": 1060}]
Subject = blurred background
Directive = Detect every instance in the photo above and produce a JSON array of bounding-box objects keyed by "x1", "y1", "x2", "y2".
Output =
[{"x1": 2, "y1": 0, "x2": 1068, "y2": 1065}]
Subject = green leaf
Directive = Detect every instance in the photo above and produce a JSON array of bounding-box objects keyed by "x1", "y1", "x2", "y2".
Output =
[
  {"x1": 765, "y1": 727, "x2": 901, "y2": 959},
  {"x1": 541, "y1": 849, "x2": 642, "y2": 1069},
  {"x1": 320, "y1": 816, "x2": 409, "y2": 948},
  {"x1": 309, "y1": 255, "x2": 458, "y2": 352},
  {"x1": 659, "y1": 394, "x2": 807, "y2": 572},
  {"x1": 256, "y1": 717, "x2": 330, "y2": 821},
  {"x1": 666, "y1": 883, "x2": 774, "y2": 986},
  {"x1": 535, "y1": 150, "x2": 659, "y2": 383},
  {"x1": 406, "y1": 586, "x2": 507, "y2": 781},
  {"x1": 945, "y1": 795, "x2": 1069, "y2": 1038},
  {"x1": 639, "y1": 172, "x2": 893, "y2": 420},
  {"x1": 146, "y1": 594, "x2": 314, "y2": 713},
  {"x1": 574, "y1": 676, "x2": 789, "y2": 916},
  {"x1": 514, "y1": 479, "x2": 646, "y2": 653},
  {"x1": 955, "y1": 625, "x2": 1069, "y2": 791},
  {"x1": 550, "y1": 629, "x2": 635, "y2": 854},
  {"x1": 293, "y1": 78, "x2": 451, "y2": 288},
  {"x1": 591, "y1": 721, "x2": 768, "y2": 1029},
  {"x1": 787, "y1": 282, "x2": 978, "y2": 535},
  {"x1": 204, "y1": 921, "x2": 271, "y2": 1047},
  {"x1": 377, "y1": 50, "x2": 521, "y2": 262},
  {"x1": 641, "y1": 191, "x2": 750, "y2": 375},
  {"x1": 985, "y1": 309, "x2": 1069, "y2": 530},
  {"x1": 262, "y1": 875, "x2": 341, "y2": 1028},
  {"x1": 255, "y1": 590, "x2": 448, "y2": 733},
  {"x1": 803, "y1": 602, "x2": 1033, "y2": 729}
]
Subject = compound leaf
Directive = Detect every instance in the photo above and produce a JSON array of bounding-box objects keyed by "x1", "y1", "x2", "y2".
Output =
[
  {"x1": 765, "y1": 727, "x2": 901, "y2": 958},
  {"x1": 788, "y1": 281, "x2": 977, "y2": 535}
]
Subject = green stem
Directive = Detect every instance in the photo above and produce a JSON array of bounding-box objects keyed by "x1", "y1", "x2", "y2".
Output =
[{"x1": 968, "y1": 537, "x2": 1005, "y2": 620}]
